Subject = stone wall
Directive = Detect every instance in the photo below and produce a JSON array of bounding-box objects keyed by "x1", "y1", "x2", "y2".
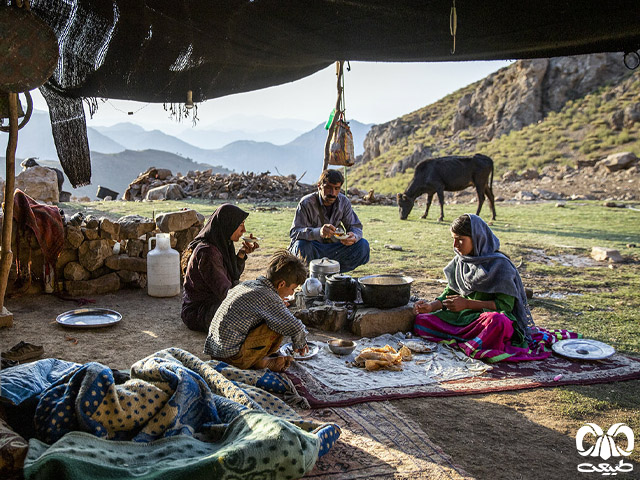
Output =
[{"x1": 10, "y1": 209, "x2": 203, "y2": 296}]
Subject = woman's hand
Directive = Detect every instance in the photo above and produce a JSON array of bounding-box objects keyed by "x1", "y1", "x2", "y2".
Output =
[
  {"x1": 442, "y1": 296, "x2": 468, "y2": 312},
  {"x1": 238, "y1": 237, "x2": 259, "y2": 258},
  {"x1": 413, "y1": 300, "x2": 438, "y2": 314}
]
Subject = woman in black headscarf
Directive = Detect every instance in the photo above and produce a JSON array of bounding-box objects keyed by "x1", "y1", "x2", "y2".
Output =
[{"x1": 181, "y1": 204, "x2": 259, "y2": 331}]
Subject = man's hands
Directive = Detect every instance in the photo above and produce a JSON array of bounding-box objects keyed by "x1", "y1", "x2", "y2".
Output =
[
  {"x1": 320, "y1": 224, "x2": 336, "y2": 238},
  {"x1": 341, "y1": 232, "x2": 357, "y2": 245},
  {"x1": 320, "y1": 224, "x2": 356, "y2": 245}
]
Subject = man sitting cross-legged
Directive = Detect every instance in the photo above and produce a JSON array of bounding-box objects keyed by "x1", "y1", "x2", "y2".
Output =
[
  {"x1": 204, "y1": 250, "x2": 309, "y2": 372},
  {"x1": 289, "y1": 168, "x2": 370, "y2": 272}
]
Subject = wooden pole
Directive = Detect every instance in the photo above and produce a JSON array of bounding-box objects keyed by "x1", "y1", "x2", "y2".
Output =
[
  {"x1": 0, "y1": 92, "x2": 18, "y2": 312},
  {"x1": 323, "y1": 60, "x2": 344, "y2": 171}
]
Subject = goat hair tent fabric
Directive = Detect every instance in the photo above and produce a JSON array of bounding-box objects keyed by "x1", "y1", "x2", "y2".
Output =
[{"x1": 4, "y1": 1, "x2": 640, "y2": 186}]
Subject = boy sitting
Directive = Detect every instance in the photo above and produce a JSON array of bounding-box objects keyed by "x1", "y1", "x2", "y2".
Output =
[{"x1": 204, "y1": 250, "x2": 309, "y2": 372}]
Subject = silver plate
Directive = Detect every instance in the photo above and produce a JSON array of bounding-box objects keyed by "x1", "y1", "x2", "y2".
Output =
[
  {"x1": 279, "y1": 341, "x2": 320, "y2": 360},
  {"x1": 552, "y1": 339, "x2": 615, "y2": 360},
  {"x1": 56, "y1": 308, "x2": 122, "y2": 328}
]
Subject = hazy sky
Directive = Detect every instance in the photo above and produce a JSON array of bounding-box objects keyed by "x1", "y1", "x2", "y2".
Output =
[{"x1": 31, "y1": 60, "x2": 512, "y2": 133}]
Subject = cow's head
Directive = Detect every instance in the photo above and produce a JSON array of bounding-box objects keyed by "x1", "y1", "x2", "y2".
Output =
[{"x1": 396, "y1": 193, "x2": 414, "y2": 220}]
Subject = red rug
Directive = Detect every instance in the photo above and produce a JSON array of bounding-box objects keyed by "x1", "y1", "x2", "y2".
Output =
[{"x1": 286, "y1": 353, "x2": 640, "y2": 408}]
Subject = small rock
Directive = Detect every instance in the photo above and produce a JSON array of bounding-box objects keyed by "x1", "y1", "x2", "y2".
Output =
[
  {"x1": 555, "y1": 202, "x2": 566, "y2": 208},
  {"x1": 591, "y1": 246, "x2": 624, "y2": 263},
  {"x1": 384, "y1": 244, "x2": 403, "y2": 251}
]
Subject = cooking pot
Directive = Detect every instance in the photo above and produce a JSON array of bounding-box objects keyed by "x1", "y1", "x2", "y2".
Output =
[
  {"x1": 309, "y1": 257, "x2": 340, "y2": 286},
  {"x1": 358, "y1": 275, "x2": 413, "y2": 309},
  {"x1": 325, "y1": 274, "x2": 358, "y2": 302}
]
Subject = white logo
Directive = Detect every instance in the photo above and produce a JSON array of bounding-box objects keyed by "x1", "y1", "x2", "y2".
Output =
[{"x1": 576, "y1": 423, "x2": 634, "y2": 475}]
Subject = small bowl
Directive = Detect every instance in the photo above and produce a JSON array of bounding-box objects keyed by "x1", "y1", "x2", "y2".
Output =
[{"x1": 328, "y1": 339, "x2": 357, "y2": 355}]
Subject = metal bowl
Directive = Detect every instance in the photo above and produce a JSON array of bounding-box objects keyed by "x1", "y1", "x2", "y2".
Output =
[{"x1": 328, "y1": 339, "x2": 357, "y2": 355}]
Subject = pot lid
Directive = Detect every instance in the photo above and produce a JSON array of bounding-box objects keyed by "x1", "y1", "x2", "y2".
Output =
[
  {"x1": 309, "y1": 257, "x2": 340, "y2": 270},
  {"x1": 326, "y1": 273, "x2": 352, "y2": 283}
]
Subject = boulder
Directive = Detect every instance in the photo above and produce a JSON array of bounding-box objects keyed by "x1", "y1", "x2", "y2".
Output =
[
  {"x1": 63, "y1": 261, "x2": 91, "y2": 281},
  {"x1": 78, "y1": 239, "x2": 113, "y2": 271},
  {"x1": 55, "y1": 248, "x2": 79, "y2": 277},
  {"x1": 145, "y1": 183, "x2": 186, "y2": 201},
  {"x1": 155, "y1": 209, "x2": 199, "y2": 233},
  {"x1": 597, "y1": 152, "x2": 638, "y2": 172},
  {"x1": 117, "y1": 270, "x2": 147, "y2": 289},
  {"x1": 104, "y1": 254, "x2": 147, "y2": 272},
  {"x1": 591, "y1": 247, "x2": 624, "y2": 263},
  {"x1": 173, "y1": 225, "x2": 200, "y2": 253},
  {"x1": 99, "y1": 217, "x2": 120, "y2": 239},
  {"x1": 82, "y1": 227, "x2": 100, "y2": 241},
  {"x1": 66, "y1": 273, "x2": 121, "y2": 296},
  {"x1": 126, "y1": 239, "x2": 145, "y2": 257},
  {"x1": 117, "y1": 215, "x2": 156, "y2": 239},
  {"x1": 64, "y1": 225, "x2": 84, "y2": 249},
  {"x1": 15, "y1": 166, "x2": 59, "y2": 203}
]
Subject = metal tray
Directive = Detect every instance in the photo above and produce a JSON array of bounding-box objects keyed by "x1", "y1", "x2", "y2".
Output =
[
  {"x1": 552, "y1": 339, "x2": 615, "y2": 360},
  {"x1": 279, "y1": 341, "x2": 320, "y2": 360},
  {"x1": 56, "y1": 308, "x2": 122, "y2": 328}
]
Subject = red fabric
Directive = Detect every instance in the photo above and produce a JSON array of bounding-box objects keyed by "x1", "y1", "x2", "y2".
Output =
[{"x1": 12, "y1": 189, "x2": 64, "y2": 267}]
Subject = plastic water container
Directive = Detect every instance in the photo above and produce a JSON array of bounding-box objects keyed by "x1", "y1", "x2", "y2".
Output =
[{"x1": 147, "y1": 233, "x2": 180, "y2": 297}]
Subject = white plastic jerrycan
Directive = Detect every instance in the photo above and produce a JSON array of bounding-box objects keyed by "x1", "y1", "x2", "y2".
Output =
[{"x1": 147, "y1": 233, "x2": 180, "y2": 297}]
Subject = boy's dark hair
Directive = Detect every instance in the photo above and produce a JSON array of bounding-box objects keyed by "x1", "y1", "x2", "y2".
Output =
[
  {"x1": 266, "y1": 250, "x2": 308, "y2": 286},
  {"x1": 450, "y1": 214, "x2": 472, "y2": 237},
  {"x1": 317, "y1": 169, "x2": 344, "y2": 186}
]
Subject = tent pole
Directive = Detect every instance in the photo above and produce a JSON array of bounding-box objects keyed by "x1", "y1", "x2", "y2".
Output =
[{"x1": 0, "y1": 92, "x2": 18, "y2": 318}]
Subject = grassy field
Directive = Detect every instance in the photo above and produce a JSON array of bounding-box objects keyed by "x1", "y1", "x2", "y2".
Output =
[
  {"x1": 64, "y1": 198, "x2": 640, "y2": 356},
  {"x1": 57, "y1": 198, "x2": 640, "y2": 467}
]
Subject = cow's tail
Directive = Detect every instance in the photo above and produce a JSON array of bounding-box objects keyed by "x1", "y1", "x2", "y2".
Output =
[{"x1": 490, "y1": 159, "x2": 494, "y2": 190}]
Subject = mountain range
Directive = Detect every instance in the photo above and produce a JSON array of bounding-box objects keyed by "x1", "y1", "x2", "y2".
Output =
[{"x1": 1, "y1": 111, "x2": 371, "y2": 199}]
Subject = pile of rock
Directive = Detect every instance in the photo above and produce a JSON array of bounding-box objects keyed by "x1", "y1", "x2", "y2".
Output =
[
  {"x1": 123, "y1": 167, "x2": 316, "y2": 202},
  {"x1": 15, "y1": 209, "x2": 204, "y2": 296}
]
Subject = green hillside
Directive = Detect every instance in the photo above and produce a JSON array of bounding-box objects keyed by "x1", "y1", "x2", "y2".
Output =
[{"x1": 350, "y1": 73, "x2": 640, "y2": 194}]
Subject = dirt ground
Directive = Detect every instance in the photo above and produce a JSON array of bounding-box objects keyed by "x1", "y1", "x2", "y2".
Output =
[{"x1": 2, "y1": 252, "x2": 639, "y2": 480}]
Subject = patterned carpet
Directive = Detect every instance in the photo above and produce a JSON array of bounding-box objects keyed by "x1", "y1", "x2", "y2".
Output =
[
  {"x1": 288, "y1": 352, "x2": 640, "y2": 407},
  {"x1": 303, "y1": 402, "x2": 473, "y2": 479}
]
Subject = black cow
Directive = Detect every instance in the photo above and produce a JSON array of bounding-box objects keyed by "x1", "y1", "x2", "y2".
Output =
[{"x1": 396, "y1": 154, "x2": 496, "y2": 221}]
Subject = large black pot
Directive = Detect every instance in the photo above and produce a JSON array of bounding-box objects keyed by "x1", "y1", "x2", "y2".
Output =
[
  {"x1": 325, "y1": 274, "x2": 358, "y2": 302},
  {"x1": 358, "y1": 275, "x2": 413, "y2": 309}
]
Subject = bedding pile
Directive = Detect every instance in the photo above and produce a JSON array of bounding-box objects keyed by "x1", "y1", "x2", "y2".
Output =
[{"x1": 0, "y1": 347, "x2": 340, "y2": 479}]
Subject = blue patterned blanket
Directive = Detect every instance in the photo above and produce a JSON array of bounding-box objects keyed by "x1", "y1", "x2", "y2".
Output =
[{"x1": 1, "y1": 348, "x2": 340, "y2": 479}]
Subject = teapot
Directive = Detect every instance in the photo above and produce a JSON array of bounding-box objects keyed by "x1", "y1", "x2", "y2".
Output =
[{"x1": 302, "y1": 277, "x2": 323, "y2": 297}]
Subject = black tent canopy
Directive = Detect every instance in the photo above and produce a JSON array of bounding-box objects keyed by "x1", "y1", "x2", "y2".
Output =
[{"x1": 10, "y1": 0, "x2": 640, "y2": 185}]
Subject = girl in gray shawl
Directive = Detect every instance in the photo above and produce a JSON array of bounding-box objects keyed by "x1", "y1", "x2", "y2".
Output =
[{"x1": 413, "y1": 214, "x2": 544, "y2": 362}]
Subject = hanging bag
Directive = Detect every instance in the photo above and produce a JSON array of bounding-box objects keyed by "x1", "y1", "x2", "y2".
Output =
[{"x1": 329, "y1": 114, "x2": 355, "y2": 166}]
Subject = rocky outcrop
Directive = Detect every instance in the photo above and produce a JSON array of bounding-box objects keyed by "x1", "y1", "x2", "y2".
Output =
[
  {"x1": 359, "y1": 53, "x2": 632, "y2": 174},
  {"x1": 450, "y1": 53, "x2": 629, "y2": 140}
]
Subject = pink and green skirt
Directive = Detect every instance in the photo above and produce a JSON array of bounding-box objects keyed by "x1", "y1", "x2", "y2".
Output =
[{"x1": 414, "y1": 312, "x2": 580, "y2": 363}]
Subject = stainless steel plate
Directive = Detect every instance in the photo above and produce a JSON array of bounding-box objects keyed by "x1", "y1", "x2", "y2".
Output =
[
  {"x1": 552, "y1": 339, "x2": 615, "y2": 360},
  {"x1": 56, "y1": 308, "x2": 122, "y2": 328},
  {"x1": 279, "y1": 341, "x2": 320, "y2": 360}
]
